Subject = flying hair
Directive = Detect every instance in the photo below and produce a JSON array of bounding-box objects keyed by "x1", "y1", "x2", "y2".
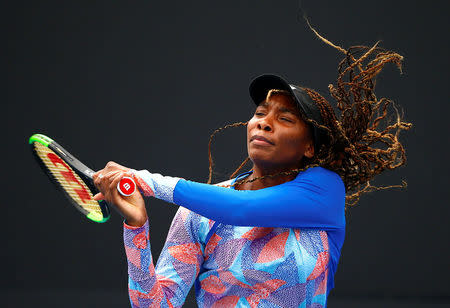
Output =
[{"x1": 207, "y1": 26, "x2": 412, "y2": 207}]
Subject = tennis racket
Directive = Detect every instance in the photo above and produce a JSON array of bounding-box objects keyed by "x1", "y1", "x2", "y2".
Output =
[{"x1": 29, "y1": 133, "x2": 136, "y2": 223}]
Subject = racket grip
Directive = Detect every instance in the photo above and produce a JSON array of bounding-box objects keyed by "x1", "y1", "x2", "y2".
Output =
[{"x1": 117, "y1": 177, "x2": 136, "y2": 196}]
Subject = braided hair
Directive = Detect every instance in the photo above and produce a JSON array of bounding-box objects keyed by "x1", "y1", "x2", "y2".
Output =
[{"x1": 207, "y1": 36, "x2": 412, "y2": 207}]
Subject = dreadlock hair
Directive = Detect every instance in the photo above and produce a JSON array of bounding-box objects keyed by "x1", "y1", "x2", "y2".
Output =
[
  {"x1": 207, "y1": 35, "x2": 412, "y2": 208},
  {"x1": 207, "y1": 121, "x2": 248, "y2": 185}
]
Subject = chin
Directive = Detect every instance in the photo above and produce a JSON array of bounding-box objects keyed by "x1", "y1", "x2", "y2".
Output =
[
  {"x1": 248, "y1": 152, "x2": 277, "y2": 168},
  {"x1": 248, "y1": 148, "x2": 272, "y2": 162}
]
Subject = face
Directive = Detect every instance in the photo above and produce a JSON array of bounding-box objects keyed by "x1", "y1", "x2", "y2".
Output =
[{"x1": 247, "y1": 93, "x2": 314, "y2": 173}]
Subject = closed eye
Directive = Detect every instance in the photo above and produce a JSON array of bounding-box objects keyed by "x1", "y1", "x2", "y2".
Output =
[{"x1": 280, "y1": 117, "x2": 294, "y2": 123}]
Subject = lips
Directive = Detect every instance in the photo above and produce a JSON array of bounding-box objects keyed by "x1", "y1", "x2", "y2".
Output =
[{"x1": 250, "y1": 135, "x2": 274, "y2": 145}]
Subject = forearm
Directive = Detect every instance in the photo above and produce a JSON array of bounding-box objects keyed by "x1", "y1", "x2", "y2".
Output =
[{"x1": 124, "y1": 221, "x2": 173, "y2": 307}]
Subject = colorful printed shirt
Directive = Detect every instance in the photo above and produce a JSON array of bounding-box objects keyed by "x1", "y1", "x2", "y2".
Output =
[
  {"x1": 124, "y1": 167, "x2": 345, "y2": 307},
  {"x1": 126, "y1": 208, "x2": 334, "y2": 307}
]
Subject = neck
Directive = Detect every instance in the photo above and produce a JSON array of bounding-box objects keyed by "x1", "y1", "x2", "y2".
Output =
[{"x1": 236, "y1": 164, "x2": 298, "y2": 191}]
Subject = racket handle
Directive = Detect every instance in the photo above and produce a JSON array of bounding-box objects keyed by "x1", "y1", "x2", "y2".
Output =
[{"x1": 117, "y1": 177, "x2": 136, "y2": 196}]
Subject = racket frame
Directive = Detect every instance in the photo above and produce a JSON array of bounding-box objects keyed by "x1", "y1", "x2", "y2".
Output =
[{"x1": 29, "y1": 134, "x2": 110, "y2": 223}]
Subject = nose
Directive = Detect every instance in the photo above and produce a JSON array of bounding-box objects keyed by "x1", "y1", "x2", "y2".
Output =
[{"x1": 257, "y1": 117, "x2": 273, "y2": 132}]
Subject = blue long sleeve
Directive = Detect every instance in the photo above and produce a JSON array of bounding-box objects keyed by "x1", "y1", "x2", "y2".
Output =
[{"x1": 173, "y1": 166, "x2": 345, "y2": 230}]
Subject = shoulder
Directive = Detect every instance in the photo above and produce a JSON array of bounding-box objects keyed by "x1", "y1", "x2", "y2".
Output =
[
  {"x1": 295, "y1": 167, "x2": 346, "y2": 223},
  {"x1": 296, "y1": 166, "x2": 341, "y2": 180},
  {"x1": 295, "y1": 167, "x2": 344, "y2": 189},
  {"x1": 288, "y1": 167, "x2": 346, "y2": 205}
]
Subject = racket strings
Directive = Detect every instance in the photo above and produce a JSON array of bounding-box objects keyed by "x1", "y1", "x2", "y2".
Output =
[{"x1": 33, "y1": 142, "x2": 102, "y2": 216}]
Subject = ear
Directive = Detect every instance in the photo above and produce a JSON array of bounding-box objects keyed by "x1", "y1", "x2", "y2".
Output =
[{"x1": 304, "y1": 140, "x2": 315, "y2": 159}]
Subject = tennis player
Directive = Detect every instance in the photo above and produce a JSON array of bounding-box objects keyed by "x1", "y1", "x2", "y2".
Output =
[{"x1": 93, "y1": 41, "x2": 411, "y2": 307}]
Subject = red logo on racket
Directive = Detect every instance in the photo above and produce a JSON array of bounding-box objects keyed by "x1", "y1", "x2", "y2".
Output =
[
  {"x1": 47, "y1": 153, "x2": 91, "y2": 203},
  {"x1": 118, "y1": 177, "x2": 136, "y2": 196}
]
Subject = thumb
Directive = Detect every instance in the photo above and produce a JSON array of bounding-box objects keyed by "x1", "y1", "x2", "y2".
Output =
[{"x1": 93, "y1": 192, "x2": 104, "y2": 201}]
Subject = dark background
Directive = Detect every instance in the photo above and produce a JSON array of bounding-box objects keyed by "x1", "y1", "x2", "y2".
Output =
[{"x1": 4, "y1": 1, "x2": 450, "y2": 307}]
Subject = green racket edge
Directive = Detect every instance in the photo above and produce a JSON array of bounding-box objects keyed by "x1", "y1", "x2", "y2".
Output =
[{"x1": 29, "y1": 133, "x2": 110, "y2": 223}]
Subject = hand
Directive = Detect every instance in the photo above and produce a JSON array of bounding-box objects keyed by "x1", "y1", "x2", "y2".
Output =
[
  {"x1": 93, "y1": 161, "x2": 130, "y2": 201},
  {"x1": 93, "y1": 162, "x2": 148, "y2": 227}
]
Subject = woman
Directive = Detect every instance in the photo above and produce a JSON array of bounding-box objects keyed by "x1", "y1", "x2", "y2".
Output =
[{"x1": 93, "y1": 41, "x2": 411, "y2": 307}]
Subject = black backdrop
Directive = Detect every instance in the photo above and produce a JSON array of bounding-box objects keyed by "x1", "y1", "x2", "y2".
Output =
[{"x1": 4, "y1": 1, "x2": 450, "y2": 307}]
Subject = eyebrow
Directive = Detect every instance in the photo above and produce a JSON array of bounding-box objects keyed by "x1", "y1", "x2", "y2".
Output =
[
  {"x1": 257, "y1": 102, "x2": 299, "y2": 117},
  {"x1": 279, "y1": 107, "x2": 299, "y2": 116}
]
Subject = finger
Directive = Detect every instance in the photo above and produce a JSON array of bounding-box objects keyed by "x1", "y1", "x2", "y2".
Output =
[
  {"x1": 109, "y1": 171, "x2": 124, "y2": 187},
  {"x1": 100, "y1": 170, "x2": 124, "y2": 198},
  {"x1": 105, "y1": 161, "x2": 130, "y2": 173},
  {"x1": 93, "y1": 170, "x2": 102, "y2": 181},
  {"x1": 93, "y1": 192, "x2": 104, "y2": 201},
  {"x1": 106, "y1": 161, "x2": 119, "y2": 169},
  {"x1": 98, "y1": 171, "x2": 122, "y2": 199},
  {"x1": 100, "y1": 170, "x2": 121, "y2": 189},
  {"x1": 109, "y1": 171, "x2": 126, "y2": 193},
  {"x1": 107, "y1": 174, "x2": 135, "y2": 212},
  {"x1": 93, "y1": 171, "x2": 102, "y2": 186},
  {"x1": 104, "y1": 170, "x2": 121, "y2": 179}
]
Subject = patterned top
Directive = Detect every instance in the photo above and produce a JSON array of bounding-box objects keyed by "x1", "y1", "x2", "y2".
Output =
[{"x1": 124, "y1": 207, "x2": 331, "y2": 307}]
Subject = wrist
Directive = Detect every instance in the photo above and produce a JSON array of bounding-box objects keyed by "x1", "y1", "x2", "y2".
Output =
[{"x1": 125, "y1": 217, "x2": 148, "y2": 228}]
